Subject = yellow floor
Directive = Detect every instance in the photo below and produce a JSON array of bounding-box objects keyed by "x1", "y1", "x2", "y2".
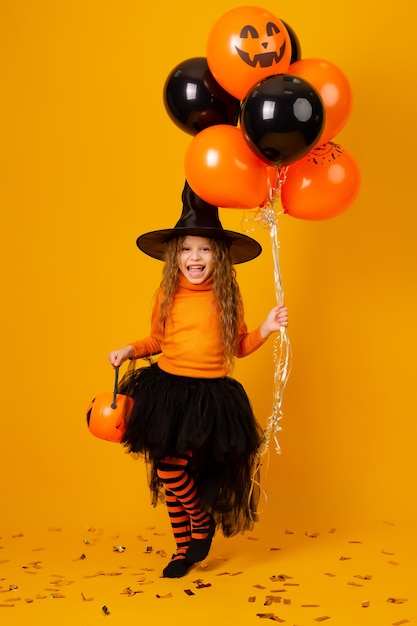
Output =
[{"x1": 1, "y1": 513, "x2": 414, "y2": 625}]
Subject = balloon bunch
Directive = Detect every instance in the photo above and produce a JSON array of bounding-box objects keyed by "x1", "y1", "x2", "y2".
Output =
[
  {"x1": 164, "y1": 5, "x2": 360, "y2": 219},
  {"x1": 163, "y1": 5, "x2": 360, "y2": 453}
]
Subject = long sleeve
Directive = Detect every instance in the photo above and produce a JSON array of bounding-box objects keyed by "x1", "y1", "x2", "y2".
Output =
[
  {"x1": 235, "y1": 315, "x2": 267, "y2": 358},
  {"x1": 130, "y1": 290, "x2": 163, "y2": 359}
]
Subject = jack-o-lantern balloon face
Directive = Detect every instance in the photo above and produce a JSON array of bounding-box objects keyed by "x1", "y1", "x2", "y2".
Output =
[
  {"x1": 207, "y1": 6, "x2": 292, "y2": 100},
  {"x1": 235, "y1": 21, "x2": 287, "y2": 68}
]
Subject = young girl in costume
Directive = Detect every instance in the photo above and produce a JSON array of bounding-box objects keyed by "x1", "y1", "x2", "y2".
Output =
[{"x1": 109, "y1": 182, "x2": 288, "y2": 578}]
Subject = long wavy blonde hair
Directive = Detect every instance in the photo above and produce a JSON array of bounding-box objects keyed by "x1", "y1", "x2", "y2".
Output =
[{"x1": 158, "y1": 236, "x2": 243, "y2": 373}]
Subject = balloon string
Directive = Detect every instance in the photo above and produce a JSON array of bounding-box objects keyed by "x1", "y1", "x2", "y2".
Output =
[
  {"x1": 111, "y1": 366, "x2": 120, "y2": 409},
  {"x1": 244, "y1": 166, "x2": 292, "y2": 519},
  {"x1": 243, "y1": 166, "x2": 292, "y2": 457}
]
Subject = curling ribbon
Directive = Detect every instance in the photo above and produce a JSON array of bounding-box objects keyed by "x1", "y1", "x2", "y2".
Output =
[{"x1": 243, "y1": 166, "x2": 292, "y2": 456}]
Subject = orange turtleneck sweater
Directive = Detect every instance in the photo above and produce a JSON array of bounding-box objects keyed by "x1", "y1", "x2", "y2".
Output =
[{"x1": 131, "y1": 273, "x2": 266, "y2": 378}]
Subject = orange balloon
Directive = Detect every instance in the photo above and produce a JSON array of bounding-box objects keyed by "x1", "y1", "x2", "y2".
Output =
[
  {"x1": 281, "y1": 142, "x2": 361, "y2": 220},
  {"x1": 184, "y1": 125, "x2": 269, "y2": 208},
  {"x1": 289, "y1": 58, "x2": 353, "y2": 144},
  {"x1": 207, "y1": 6, "x2": 292, "y2": 100},
  {"x1": 86, "y1": 392, "x2": 133, "y2": 443}
]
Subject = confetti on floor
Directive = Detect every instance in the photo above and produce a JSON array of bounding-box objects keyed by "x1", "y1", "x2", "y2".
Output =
[{"x1": 0, "y1": 519, "x2": 414, "y2": 625}]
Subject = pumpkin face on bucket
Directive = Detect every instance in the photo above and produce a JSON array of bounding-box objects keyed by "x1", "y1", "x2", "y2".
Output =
[{"x1": 86, "y1": 392, "x2": 133, "y2": 443}]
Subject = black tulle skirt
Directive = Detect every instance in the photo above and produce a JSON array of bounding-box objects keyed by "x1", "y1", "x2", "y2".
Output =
[{"x1": 118, "y1": 362, "x2": 264, "y2": 537}]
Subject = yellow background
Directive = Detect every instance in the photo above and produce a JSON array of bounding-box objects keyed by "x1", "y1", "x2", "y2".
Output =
[{"x1": 2, "y1": 0, "x2": 416, "y2": 541}]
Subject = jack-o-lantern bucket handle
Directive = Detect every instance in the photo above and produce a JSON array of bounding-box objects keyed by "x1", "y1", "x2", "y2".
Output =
[{"x1": 111, "y1": 366, "x2": 120, "y2": 409}]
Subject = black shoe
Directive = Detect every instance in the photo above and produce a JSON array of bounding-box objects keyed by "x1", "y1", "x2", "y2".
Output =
[
  {"x1": 162, "y1": 555, "x2": 194, "y2": 578},
  {"x1": 186, "y1": 516, "x2": 216, "y2": 563}
]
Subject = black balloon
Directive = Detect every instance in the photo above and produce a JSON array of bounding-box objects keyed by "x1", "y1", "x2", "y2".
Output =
[
  {"x1": 241, "y1": 74, "x2": 325, "y2": 166},
  {"x1": 281, "y1": 20, "x2": 302, "y2": 64},
  {"x1": 163, "y1": 57, "x2": 241, "y2": 136}
]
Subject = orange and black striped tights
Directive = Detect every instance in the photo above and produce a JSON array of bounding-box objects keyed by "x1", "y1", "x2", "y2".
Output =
[{"x1": 156, "y1": 453, "x2": 216, "y2": 578}]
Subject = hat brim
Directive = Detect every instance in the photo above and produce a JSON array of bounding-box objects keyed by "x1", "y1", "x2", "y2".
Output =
[{"x1": 137, "y1": 228, "x2": 262, "y2": 264}]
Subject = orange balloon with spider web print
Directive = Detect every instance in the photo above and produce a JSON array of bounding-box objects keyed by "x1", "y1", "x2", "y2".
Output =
[{"x1": 281, "y1": 142, "x2": 361, "y2": 220}]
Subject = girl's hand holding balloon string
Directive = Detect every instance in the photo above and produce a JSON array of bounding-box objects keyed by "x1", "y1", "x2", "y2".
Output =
[{"x1": 260, "y1": 304, "x2": 288, "y2": 340}]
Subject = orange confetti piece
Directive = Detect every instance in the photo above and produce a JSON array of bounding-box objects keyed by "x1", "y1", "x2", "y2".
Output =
[
  {"x1": 120, "y1": 587, "x2": 144, "y2": 596},
  {"x1": 194, "y1": 580, "x2": 211, "y2": 589},
  {"x1": 270, "y1": 574, "x2": 292, "y2": 582},
  {"x1": 392, "y1": 620, "x2": 410, "y2": 626},
  {"x1": 81, "y1": 593, "x2": 94, "y2": 601},
  {"x1": 264, "y1": 595, "x2": 282, "y2": 605},
  {"x1": 387, "y1": 597, "x2": 408, "y2": 604},
  {"x1": 156, "y1": 593, "x2": 172, "y2": 599},
  {"x1": 155, "y1": 550, "x2": 167, "y2": 558},
  {"x1": 362, "y1": 600, "x2": 370, "y2": 608}
]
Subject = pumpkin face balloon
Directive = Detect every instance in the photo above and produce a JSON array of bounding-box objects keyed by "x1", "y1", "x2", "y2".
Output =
[{"x1": 207, "y1": 6, "x2": 292, "y2": 100}]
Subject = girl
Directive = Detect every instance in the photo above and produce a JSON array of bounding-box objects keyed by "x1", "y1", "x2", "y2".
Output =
[{"x1": 109, "y1": 182, "x2": 288, "y2": 578}]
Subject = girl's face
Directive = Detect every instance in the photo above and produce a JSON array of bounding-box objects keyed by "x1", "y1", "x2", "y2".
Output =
[{"x1": 177, "y1": 236, "x2": 214, "y2": 284}]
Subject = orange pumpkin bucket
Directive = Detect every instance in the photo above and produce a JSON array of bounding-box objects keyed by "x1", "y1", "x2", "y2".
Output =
[{"x1": 86, "y1": 367, "x2": 133, "y2": 443}]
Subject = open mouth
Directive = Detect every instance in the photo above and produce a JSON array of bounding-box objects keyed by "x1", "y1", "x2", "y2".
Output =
[{"x1": 187, "y1": 265, "x2": 205, "y2": 278}]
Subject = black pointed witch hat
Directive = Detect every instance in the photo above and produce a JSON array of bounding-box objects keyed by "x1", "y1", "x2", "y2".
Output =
[{"x1": 136, "y1": 181, "x2": 262, "y2": 264}]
